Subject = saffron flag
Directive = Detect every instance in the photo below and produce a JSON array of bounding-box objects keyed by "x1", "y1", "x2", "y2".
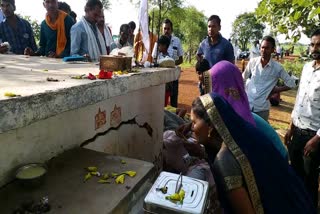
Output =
[{"x1": 138, "y1": 0, "x2": 150, "y2": 58}]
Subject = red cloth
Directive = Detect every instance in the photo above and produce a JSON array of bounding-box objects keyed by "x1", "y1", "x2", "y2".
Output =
[{"x1": 165, "y1": 91, "x2": 171, "y2": 107}]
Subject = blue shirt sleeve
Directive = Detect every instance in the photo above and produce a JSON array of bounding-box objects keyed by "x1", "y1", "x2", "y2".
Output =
[
  {"x1": 70, "y1": 23, "x2": 83, "y2": 56},
  {"x1": 196, "y1": 40, "x2": 204, "y2": 56},
  {"x1": 225, "y1": 41, "x2": 235, "y2": 62}
]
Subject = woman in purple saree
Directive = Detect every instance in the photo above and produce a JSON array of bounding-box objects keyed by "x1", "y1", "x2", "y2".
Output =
[
  {"x1": 203, "y1": 60, "x2": 288, "y2": 160},
  {"x1": 190, "y1": 92, "x2": 315, "y2": 213}
]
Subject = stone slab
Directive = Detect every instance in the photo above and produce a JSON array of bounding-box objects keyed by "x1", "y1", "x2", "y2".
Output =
[
  {"x1": 0, "y1": 55, "x2": 180, "y2": 133},
  {"x1": 0, "y1": 147, "x2": 155, "y2": 214}
]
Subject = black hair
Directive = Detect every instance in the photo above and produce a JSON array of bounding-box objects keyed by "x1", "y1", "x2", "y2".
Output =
[
  {"x1": 3, "y1": 0, "x2": 16, "y2": 11},
  {"x1": 192, "y1": 97, "x2": 212, "y2": 126},
  {"x1": 128, "y1": 21, "x2": 136, "y2": 31},
  {"x1": 162, "y1": 18, "x2": 173, "y2": 29},
  {"x1": 58, "y1": 1, "x2": 71, "y2": 13},
  {"x1": 70, "y1": 11, "x2": 77, "y2": 19},
  {"x1": 85, "y1": 0, "x2": 103, "y2": 11},
  {"x1": 120, "y1": 24, "x2": 130, "y2": 34},
  {"x1": 208, "y1": 15, "x2": 221, "y2": 26},
  {"x1": 195, "y1": 59, "x2": 210, "y2": 74},
  {"x1": 311, "y1": 29, "x2": 320, "y2": 38},
  {"x1": 262, "y1": 35, "x2": 276, "y2": 48},
  {"x1": 158, "y1": 35, "x2": 170, "y2": 49}
]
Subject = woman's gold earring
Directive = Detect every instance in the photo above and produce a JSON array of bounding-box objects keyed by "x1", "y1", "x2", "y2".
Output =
[{"x1": 208, "y1": 128, "x2": 213, "y2": 138}]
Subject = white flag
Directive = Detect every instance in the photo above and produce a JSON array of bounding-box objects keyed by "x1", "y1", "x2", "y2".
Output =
[{"x1": 138, "y1": 0, "x2": 150, "y2": 55}]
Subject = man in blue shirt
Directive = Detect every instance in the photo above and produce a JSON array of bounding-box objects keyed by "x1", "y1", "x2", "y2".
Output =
[
  {"x1": 70, "y1": 0, "x2": 105, "y2": 61},
  {"x1": 196, "y1": 15, "x2": 234, "y2": 68},
  {"x1": 0, "y1": 0, "x2": 37, "y2": 55}
]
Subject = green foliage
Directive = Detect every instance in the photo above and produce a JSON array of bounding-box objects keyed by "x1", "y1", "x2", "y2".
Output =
[
  {"x1": 21, "y1": 16, "x2": 40, "y2": 43},
  {"x1": 101, "y1": 0, "x2": 111, "y2": 10},
  {"x1": 255, "y1": 0, "x2": 320, "y2": 42},
  {"x1": 150, "y1": 4, "x2": 207, "y2": 63},
  {"x1": 231, "y1": 12, "x2": 265, "y2": 51},
  {"x1": 282, "y1": 59, "x2": 305, "y2": 77}
]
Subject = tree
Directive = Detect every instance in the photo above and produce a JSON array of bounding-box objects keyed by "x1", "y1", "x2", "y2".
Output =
[
  {"x1": 255, "y1": 0, "x2": 320, "y2": 42},
  {"x1": 231, "y1": 12, "x2": 265, "y2": 51},
  {"x1": 101, "y1": 0, "x2": 111, "y2": 10},
  {"x1": 149, "y1": 6, "x2": 207, "y2": 63},
  {"x1": 21, "y1": 16, "x2": 40, "y2": 43},
  {"x1": 177, "y1": 7, "x2": 207, "y2": 63}
]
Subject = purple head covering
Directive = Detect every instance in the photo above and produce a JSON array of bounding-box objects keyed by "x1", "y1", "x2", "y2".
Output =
[{"x1": 203, "y1": 60, "x2": 255, "y2": 125}]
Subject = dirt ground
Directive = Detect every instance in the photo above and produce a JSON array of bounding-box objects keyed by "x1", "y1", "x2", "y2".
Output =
[{"x1": 177, "y1": 60, "x2": 295, "y2": 130}]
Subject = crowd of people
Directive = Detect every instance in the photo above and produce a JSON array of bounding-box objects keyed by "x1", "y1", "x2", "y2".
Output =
[
  {"x1": 163, "y1": 12, "x2": 320, "y2": 214},
  {"x1": 1, "y1": 0, "x2": 320, "y2": 213},
  {"x1": 0, "y1": 0, "x2": 137, "y2": 61}
]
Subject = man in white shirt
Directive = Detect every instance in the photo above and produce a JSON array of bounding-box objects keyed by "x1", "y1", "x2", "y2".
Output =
[
  {"x1": 285, "y1": 29, "x2": 320, "y2": 208},
  {"x1": 243, "y1": 36, "x2": 296, "y2": 121},
  {"x1": 250, "y1": 40, "x2": 260, "y2": 59},
  {"x1": 154, "y1": 18, "x2": 183, "y2": 108}
]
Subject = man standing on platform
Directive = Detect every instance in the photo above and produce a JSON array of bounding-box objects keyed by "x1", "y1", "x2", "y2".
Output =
[
  {"x1": 242, "y1": 35, "x2": 295, "y2": 121},
  {"x1": 196, "y1": 15, "x2": 234, "y2": 68},
  {"x1": 0, "y1": 0, "x2": 37, "y2": 55},
  {"x1": 285, "y1": 29, "x2": 320, "y2": 208}
]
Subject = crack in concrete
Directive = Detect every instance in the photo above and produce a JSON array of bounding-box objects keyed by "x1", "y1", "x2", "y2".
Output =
[{"x1": 80, "y1": 116, "x2": 153, "y2": 147}]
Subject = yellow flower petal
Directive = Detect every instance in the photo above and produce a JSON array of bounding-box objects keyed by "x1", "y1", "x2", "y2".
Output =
[
  {"x1": 101, "y1": 173, "x2": 109, "y2": 180},
  {"x1": 98, "y1": 179, "x2": 111, "y2": 184},
  {"x1": 115, "y1": 174, "x2": 125, "y2": 184},
  {"x1": 86, "y1": 166, "x2": 98, "y2": 172},
  {"x1": 84, "y1": 173, "x2": 92, "y2": 182},
  {"x1": 124, "y1": 171, "x2": 136, "y2": 177}
]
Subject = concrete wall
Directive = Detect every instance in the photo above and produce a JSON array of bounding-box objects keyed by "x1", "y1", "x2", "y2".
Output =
[{"x1": 0, "y1": 85, "x2": 165, "y2": 187}]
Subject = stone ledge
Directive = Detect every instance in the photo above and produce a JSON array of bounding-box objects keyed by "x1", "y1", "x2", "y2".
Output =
[{"x1": 0, "y1": 55, "x2": 180, "y2": 133}]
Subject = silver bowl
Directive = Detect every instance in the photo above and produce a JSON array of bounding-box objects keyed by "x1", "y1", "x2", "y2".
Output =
[{"x1": 15, "y1": 163, "x2": 47, "y2": 188}]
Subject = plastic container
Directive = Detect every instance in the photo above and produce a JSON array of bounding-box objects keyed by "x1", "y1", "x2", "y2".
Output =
[{"x1": 144, "y1": 171, "x2": 209, "y2": 214}]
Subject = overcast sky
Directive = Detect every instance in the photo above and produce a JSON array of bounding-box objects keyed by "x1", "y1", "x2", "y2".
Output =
[{"x1": 15, "y1": 0, "x2": 309, "y2": 44}]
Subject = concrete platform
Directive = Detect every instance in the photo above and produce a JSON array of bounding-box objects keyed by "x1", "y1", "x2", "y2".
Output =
[
  {"x1": 0, "y1": 55, "x2": 180, "y2": 187},
  {"x1": 0, "y1": 147, "x2": 155, "y2": 214},
  {"x1": 0, "y1": 55, "x2": 179, "y2": 133}
]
